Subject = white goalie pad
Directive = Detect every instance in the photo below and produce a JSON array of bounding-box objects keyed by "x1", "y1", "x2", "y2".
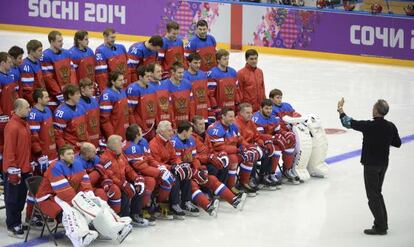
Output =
[
  {"x1": 306, "y1": 114, "x2": 329, "y2": 178},
  {"x1": 73, "y1": 191, "x2": 132, "y2": 242},
  {"x1": 54, "y1": 196, "x2": 98, "y2": 247},
  {"x1": 292, "y1": 123, "x2": 313, "y2": 181},
  {"x1": 282, "y1": 115, "x2": 308, "y2": 125}
]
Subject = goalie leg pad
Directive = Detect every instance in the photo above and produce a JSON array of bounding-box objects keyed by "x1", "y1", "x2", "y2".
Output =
[
  {"x1": 71, "y1": 191, "x2": 102, "y2": 223},
  {"x1": 54, "y1": 196, "x2": 98, "y2": 247},
  {"x1": 92, "y1": 206, "x2": 130, "y2": 240},
  {"x1": 292, "y1": 123, "x2": 313, "y2": 181},
  {"x1": 307, "y1": 117, "x2": 329, "y2": 177}
]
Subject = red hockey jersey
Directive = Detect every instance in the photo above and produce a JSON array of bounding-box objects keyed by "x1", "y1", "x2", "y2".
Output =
[
  {"x1": 99, "y1": 87, "x2": 129, "y2": 139},
  {"x1": 28, "y1": 106, "x2": 58, "y2": 161},
  {"x1": 53, "y1": 103, "x2": 89, "y2": 151}
]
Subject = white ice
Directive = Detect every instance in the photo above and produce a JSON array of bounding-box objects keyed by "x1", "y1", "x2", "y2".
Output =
[{"x1": 0, "y1": 30, "x2": 413, "y2": 247}]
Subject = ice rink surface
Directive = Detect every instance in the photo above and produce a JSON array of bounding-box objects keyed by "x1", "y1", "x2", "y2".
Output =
[{"x1": 0, "y1": 30, "x2": 413, "y2": 247}]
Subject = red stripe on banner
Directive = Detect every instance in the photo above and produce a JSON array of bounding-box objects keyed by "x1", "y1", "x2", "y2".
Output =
[{"x1": 231, "y1": 4, "x2": 242, "y2": 50}]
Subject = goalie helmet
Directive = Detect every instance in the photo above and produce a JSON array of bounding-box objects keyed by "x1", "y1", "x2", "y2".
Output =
[
  {"x1": 316, "y1": 0, "x2": 327, "y2": 9},
  {"x1": 405, "y1": 4, "x2": 414, "y2": 16},
  {"x1": 371, "y1": 3, "x2": 383, "y2": 14}
]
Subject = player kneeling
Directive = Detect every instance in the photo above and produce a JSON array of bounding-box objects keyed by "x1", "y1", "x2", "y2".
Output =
[{"x1": 36, "y1": 145, "x2": 132, "y2": 246}]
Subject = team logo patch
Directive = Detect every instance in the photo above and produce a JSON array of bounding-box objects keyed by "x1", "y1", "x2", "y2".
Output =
[
  {"x1": 203, "y1": 54, "x2": 213, "y2": 67},
  {"x1": 90, "y1": 116, "x2": 98, "y2": 130},
  {"x1": 194, "y1": 87, "x2": 206, "y2": 103},
  {"x1": 175, "y1": 98, "x2": 188, "y2": 114},
  {"x1": 77, "y1": 123, "x2": 87, "y2": 139},
  {"x1": 224, "y1": 85, "x2": 235, "y2": 100},
  {"x1": 174, "y1": 53, "x2": 183, "y2": 63},
  {"x1": 86, "y1": 64, "x2": 94, "y2": 80},
  {"x1": 146, "y1": 101, "x2": 156, "y2": 117},
  {"x1": 59, "y1": 66, "x2": 71, "y2": 84},
  {"x1": 159, "y1": 97, "x2": 169, "y2": 112}
]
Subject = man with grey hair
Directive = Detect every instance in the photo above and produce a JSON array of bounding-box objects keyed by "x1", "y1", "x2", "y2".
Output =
[
  {"x1": 337, "y1": 98, "x2": 401, "y2": 235},
  {"x1": 150, "y1": 120, "x2": 192, "y2": 220},
  {"x1": 3, "y1": 98, "x2": 32, "y2": 238}
]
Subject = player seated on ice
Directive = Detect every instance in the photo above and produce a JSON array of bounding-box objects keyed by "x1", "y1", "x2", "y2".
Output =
[
  {"x1": 123, "y1": 124, "x2": 176, "y2": 223},
  {"x1": 253, "y1": 99, "x2": 301, "y2": 185},
  {"x1": 149, "y1": 120, "x2": 194, "y2": 220},
  {"x1": 100, "y1": 135, "x2": 148, "y2": 227},
  {"x1": 206, "y1": 108, "x2": 263, "y2": 197},
  {"x1": 172, "y1": 121, "x2": 247, "y2": 216},
  {"x1": 36, "y1": 144, "x2": 132, "y2": 246},
  {"x1": 191, "y1": 115, "x2": 229, "y2": 183},
  {"x1": 75, "y1": 142, "x2": 122, "y2": 214},
  {"x1": 235, "y1": 103, "x2": 281, "y2": 191}
]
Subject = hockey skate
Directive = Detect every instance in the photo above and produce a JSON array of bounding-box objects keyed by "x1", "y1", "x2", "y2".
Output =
[{"x1": 232, "y1": 192, "x2": 247, "y2": 211}]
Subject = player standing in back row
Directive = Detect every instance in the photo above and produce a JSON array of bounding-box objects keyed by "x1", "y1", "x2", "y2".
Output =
[{"x1": 185, "y1": 20, "x2": 217, "y2": 72}]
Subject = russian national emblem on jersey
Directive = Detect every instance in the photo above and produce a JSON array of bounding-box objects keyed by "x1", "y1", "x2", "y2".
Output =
[
  {"x1": 159, "y1": 96, "x2": 169, "y2": 112},
  {"x1": 175, "y1": 98, "x2": 188, "y2": 114},
  {"x1": 146, "y1": 100, "x2": 156, "y2": 117},
  {"x1": 76, "y1": 122, "x2": 87, "y2": 139},
  {"x1": 204, "y1": 54, "x2": 214, "y2": 67},
  {"x1": 59, "y1": 65, "x2": 71, "y2": 84},
  {"x1": 224, "y1": 85, "x2": 235, "y2": 99},
  {"x1": 194, "y1": 87, "x2": 207, "y2": 103}
]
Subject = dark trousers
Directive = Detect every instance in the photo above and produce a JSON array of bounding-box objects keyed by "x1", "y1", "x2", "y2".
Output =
[
  {"x1": 120, "y1": 192, "x2": 143, "y2": 217},
  {"x1": 170, "y1": 175, "x2": 191, "y2": 205},
  {"x1": 363, "y1": 164, "x2": 388, "y2": 230},
  {"x1": 4, "y1": 172, "x2": 31, "y2": 228},
  {"x1": 206, "y1": 164, "x2": 228, "y2": 184}
]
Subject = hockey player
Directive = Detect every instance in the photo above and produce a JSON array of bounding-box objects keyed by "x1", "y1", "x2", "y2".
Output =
[
  {"x1": 159, "y1": 21, "x2": 186, "y2": 78},
  {"x1": 26, "y1": 88, "x2": 57, "y2": 227},
  {"x1": 3, "y1": 99, "x2": 32, "y2": 238},
  {"x1": 95, "y1": 28, "x2": 128, "y2": 93},
  {"x1": 79, "y1": 78, "x2": 100, "y2": 147},
  {"x1": 70, "y1": 30, "x2": 96, "y2": 84},
  {"x1": 53, "y1": 84, "x2": 89, "y2": 151},
  {"x1": 184, "y1": 53, "x2": 211, "y2": 123},
  {"x1": 100, "y1": 135, "x2": 148, "y2": 226},
  {"x1": 0, "y1": 52, "x2": 19, "y2": 157},
  {"x1": 99, "y1": 71, "x2": 129, "y2": 140},
  {"x1": 185, "y1": 20, "x2": 217, "y2": 71},
  {"x1": 75, "y1": 142, "x2": 122, "y2": 214},
  {"x1": 253, "y1": 99, "x2": 300, "y2": 185},
  {"x1": 8, "y1": 46, "x2": 24, "y2": 83},
  {"x1": 148, "y1": 63, "x2": 174, "y2": 124},
  {"x1": 127, "y1": 65, "x2": 157, "y2": 140},
  {"x1": 235, "y1": 103, "x2": 280, "y2": 190},
  {"x1": 173, "y1": 121, "x2": 246, "y2": 215},
  {"x1": 127, "y1": 35, "x2": 163, "y2": 83},
  {"x1": 36, "y1": 144, "x2": 132, "y2": 245},
  {"x1": 207, "y1": 49, "x2": 241, "y2": 123},
  {"x1": 124, "y1": 124, "x2": 176, "y2": 222},
  {"x1": 164, "y1": 62, "x2": 192, "y2": 124},
  {"x1": 41, "y1": 30, "x2": 76, "y2": 110},
  {"x1": 237, "y1": 49, "x2": 266, "y2": 112},
  {"x1": 19, "y1": 40, "x2": 44, "y2": 105},
  {"x1": 269, "y1": 88, "x2": 301, "y2": 118},
  {"x1": 191, "y1": 115, "x2": 229, "y2": 183},
  {"x1": 29, "y1": 88, "x2": 58, "y2": 171},
  {"x1": 149, "y1": 121, "x2": 193, "y2": 219},
  {"x1": 206, "y1": 108, "x2": 262, "y2": 196}
]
